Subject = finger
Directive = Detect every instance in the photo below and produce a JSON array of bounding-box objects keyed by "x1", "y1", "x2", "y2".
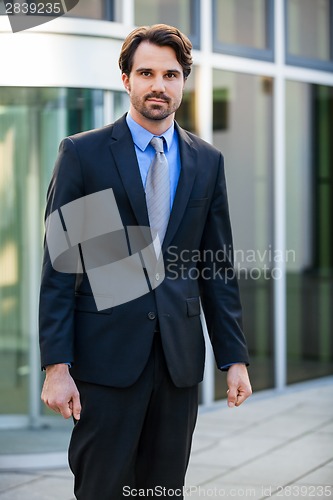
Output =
[
  {"x1": 59, "y1": 402, "x2": 73, "y2": 419},
  {"x1": 41, "y1": 396, "x2": 60, "y2": 414},
  {"x1": 44, "y1": 398, "x2": 71, "y2": 418},
  {"x1": 227, "y1": 387, "x2": 237, "y2": 408},
  {"x1": 235, "y1": 387, "x2": 252, "y2": 406},
  {"x1": 71, "y1": 393, "x2": 82, "y2": 420},
  {"x1": 235, "y1": 393, "x2": 247, "y2": 406}
]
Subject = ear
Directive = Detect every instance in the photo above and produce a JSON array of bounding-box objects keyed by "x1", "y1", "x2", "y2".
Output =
[{"x1": 122, "y1": 73, "x2": 130, "y2": 93}]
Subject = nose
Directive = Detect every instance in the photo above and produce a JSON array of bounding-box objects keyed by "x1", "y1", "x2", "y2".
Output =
[{"x1": 151, "y1": 76, "x2": 166, "y2": 93}]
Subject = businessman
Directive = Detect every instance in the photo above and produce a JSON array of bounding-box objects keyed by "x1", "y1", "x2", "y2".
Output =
[{"x1": 40, "y1": 24, "x2": 252, "y2": 499}]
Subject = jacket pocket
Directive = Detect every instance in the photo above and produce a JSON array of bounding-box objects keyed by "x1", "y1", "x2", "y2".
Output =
[
  {"x1": 186, "y1": 297, "x2": 201, "y2": 317},
  {"x1": 74, "y1": 293, "x2": 113, "y2": 315}
]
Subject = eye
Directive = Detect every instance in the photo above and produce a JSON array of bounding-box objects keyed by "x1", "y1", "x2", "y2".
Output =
[
  {"x1": 141, "y1": 71, "x2": 151, "y2": 77},
  {"x1": 166, "y1": 73, "x2": 177, "y2": 79}
]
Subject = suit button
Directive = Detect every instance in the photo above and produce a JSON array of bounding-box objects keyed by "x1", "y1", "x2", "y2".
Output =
[
  {"x1": 155, "y1": 273, "x2": 160, "y2": 281},
  {"x1": 148, "y1": 312, "x2": 156, "y2": 320}
]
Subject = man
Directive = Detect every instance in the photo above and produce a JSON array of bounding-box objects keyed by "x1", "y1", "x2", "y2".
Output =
[{"x1": 40, "y1": 24, "x2": 252, "y2": 499}]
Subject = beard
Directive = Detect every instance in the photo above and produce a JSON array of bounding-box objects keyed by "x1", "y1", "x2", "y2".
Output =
[{"x1": 129, "y1": 90, "x2": 183, "y2": 121}]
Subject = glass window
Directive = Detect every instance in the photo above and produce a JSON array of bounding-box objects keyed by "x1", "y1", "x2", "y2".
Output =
[
  {"x1": 63, "y1": 0, "x2": 116, "y2": 21},
  {"x1": 286, "y1": 0, "x2": 332, "y2": 67},
  {"x1": 0, "y1": 87, "x2": 104, "y2": 415},
  {"x1": 113, "y1": 91, "x2": 130, "y2": 121},
  {"x1": 213, "y1": 0, "x2": 274, "y2": 60},
  {"x1": 134, "y1": 0, "x2": 200, "y2": 49},
  {"x1": 175, "y1": 67, "x2": 197, "y2": 134},
  {"x1": 286, "y1": 81, "x2": 333, "y2": 384},
  {"x1": 212, "y1": 70, "x2": 274, "y2": 397}
]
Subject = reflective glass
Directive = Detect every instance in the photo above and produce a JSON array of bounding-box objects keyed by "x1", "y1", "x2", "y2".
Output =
[
  {"x1": 286, "y1": 81, "x2": 333, "y2": 384},
  {"x1": 287, "y1": 0, "x2": 331, "y2": 61},
  {"x1": 63, "y1": 0, "x2": 109, "y2": 20},
  {"x1": 134, "y1": 0, "x2": 199, "y2": 48},
  {"x1": 175, "y1": 66, "x2": 197, "y2": 134},
  {"x1": 0, "y1": 87, "x2": 104, "y2": 415},
  {"x1": 214, "y1": 0, "x2": 268, "y2": 50},
  {"x1": 212, "y1": 70, "x2": 274, "y2": 397}
]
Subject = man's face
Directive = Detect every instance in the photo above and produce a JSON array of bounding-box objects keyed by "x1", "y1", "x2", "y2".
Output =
[{"x1": 122, "y1": 41, "x2": 186, "y2": 125}]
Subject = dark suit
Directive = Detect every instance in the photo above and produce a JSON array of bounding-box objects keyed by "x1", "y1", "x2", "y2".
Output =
[{"x1": 39, "y1": 114, "x2": 249, "y2": 498}]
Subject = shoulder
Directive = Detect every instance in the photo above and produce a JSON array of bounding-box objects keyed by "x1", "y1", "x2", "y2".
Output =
[
  {"x1": 60, "y1": 114, "x2": 129, "y2": 152},
  {"x1": 175, "y1": 122, "x2": 223, "y2": 160}
]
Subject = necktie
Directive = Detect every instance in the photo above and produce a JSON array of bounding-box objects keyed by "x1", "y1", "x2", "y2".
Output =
[{"x1": 146, "y1": 136, "x2": 170, "y2": 247}]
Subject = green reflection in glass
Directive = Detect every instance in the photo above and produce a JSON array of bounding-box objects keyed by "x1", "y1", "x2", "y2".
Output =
[
  {"x1": 175, "y1": 67, "x2": 196, "y2": 134},
  {"x1": 286, "y1": 81, "x2": 333, "y2": 384},
  {"x1": 0, "y1": 87, "x2": 104, "y2": 415}
]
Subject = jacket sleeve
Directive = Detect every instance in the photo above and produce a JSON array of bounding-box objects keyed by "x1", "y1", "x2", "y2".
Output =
[
  {"x1": 199, "y1": 153, "x2": 250, "y2": 369},
  {"x1": 39, "y1": 138, "x2": 85, "y2": 368}
]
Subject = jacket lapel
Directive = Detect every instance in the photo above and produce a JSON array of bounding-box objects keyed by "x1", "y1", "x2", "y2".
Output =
[
  {"x1": 163, "y1": 123, "x2": 198, "y2": 250},
  {"x1": 109, "y1": 115, "x2": 150, "y2": 229}
]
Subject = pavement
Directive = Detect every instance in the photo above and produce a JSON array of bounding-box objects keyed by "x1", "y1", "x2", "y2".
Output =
[{"x1": 0, "y1": 376, "x2": 332, "y2": 499}]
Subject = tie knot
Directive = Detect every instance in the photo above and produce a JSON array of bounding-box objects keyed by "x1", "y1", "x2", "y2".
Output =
[{"x1": 150, "y1": 136, "x2": 164, "y2": 154}]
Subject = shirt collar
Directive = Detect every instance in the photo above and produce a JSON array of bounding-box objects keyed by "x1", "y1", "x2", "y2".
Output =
[{"x1": 126, "y1": 112, "x2": 174, "y2": 152}]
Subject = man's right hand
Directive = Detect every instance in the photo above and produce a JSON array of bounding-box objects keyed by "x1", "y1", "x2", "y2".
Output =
[{"x1": 41, "y1": 364, "x2": 81, "y2": 420}]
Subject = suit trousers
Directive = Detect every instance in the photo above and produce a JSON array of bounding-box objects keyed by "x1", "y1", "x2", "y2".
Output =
[{"x1": 68, "y1": 332, "x2": 199, "y2": 500}]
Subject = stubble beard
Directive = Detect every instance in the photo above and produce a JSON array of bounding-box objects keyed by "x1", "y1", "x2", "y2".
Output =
[{"x1": 130, "y1": 91, "x2": 182, "y2": 121}]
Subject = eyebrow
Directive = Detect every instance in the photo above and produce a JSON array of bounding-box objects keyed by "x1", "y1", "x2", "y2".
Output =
[{"x1": 135, "y1": 68, "x2": 182, "y2": 75}]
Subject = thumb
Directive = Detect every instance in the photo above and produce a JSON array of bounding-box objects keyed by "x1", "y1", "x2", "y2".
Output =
[
  {"x1": 71, "y1": 393, "x2": 82, "y2": 420},
  {"x1": 227, "y1": 388, "x2": 237, "y2": 408}
]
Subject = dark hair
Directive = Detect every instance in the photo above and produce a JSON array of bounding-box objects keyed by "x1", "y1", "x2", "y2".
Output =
[{"x1": 118, "y1": 24, "x2": 193, "y2": 79}]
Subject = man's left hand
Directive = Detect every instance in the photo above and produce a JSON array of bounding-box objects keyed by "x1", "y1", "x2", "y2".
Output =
[{"x1": 226, "y1": 364, "x2": 252, "y2": 407}]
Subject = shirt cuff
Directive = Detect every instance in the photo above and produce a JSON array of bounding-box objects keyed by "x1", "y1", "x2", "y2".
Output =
[
  {"x1": 220, "y1": 362, "x2": 246, "y2": 371},
  {"x1": 42, "y1": 362, "x2": 72, "y2": 370}
]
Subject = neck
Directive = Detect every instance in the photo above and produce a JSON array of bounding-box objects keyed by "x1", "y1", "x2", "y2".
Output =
[{"x1": 129, "y1": 107, "x2": 174, "y2": 135}]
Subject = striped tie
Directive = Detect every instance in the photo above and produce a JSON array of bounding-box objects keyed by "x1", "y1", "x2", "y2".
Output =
[{"x1": 146, "y1": 136, "x2": 170, "y2": 247}]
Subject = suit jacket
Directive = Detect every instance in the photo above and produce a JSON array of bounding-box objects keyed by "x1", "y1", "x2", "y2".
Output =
[{"x1": 39, "y1": 114, "x2": 249, "y2": 388}]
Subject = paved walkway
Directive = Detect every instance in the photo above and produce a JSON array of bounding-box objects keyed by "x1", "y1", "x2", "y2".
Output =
[{"x1": 0, "y1": 376, "x2": 332, "y2": 499}]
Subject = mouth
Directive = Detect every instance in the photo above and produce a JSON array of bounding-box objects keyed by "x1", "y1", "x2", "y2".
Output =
[
  {"x1": 146, "y1": 95, "x2": 169, "y2": 104},
  {"x1": 147, "y1": 99, "x2": 167, "y2": 104}
]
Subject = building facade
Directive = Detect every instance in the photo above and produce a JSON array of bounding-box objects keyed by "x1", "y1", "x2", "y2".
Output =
[{"x1": 0, "y1": 0, "x2": 332, "y2": 428}]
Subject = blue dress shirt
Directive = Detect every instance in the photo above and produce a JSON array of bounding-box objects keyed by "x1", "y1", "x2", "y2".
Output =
[{"x1": 126, "y1": 113, "x2": 181, "y2": 209}]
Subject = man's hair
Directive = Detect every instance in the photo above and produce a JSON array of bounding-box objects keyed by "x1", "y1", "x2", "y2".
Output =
[{"x1": 119, "y1": 24, "x2": 193, "y2": 79}]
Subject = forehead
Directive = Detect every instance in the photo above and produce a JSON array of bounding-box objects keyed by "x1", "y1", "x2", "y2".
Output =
[{"x1": 132, "y1": 41, "x2": 182, "y2": 71}]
